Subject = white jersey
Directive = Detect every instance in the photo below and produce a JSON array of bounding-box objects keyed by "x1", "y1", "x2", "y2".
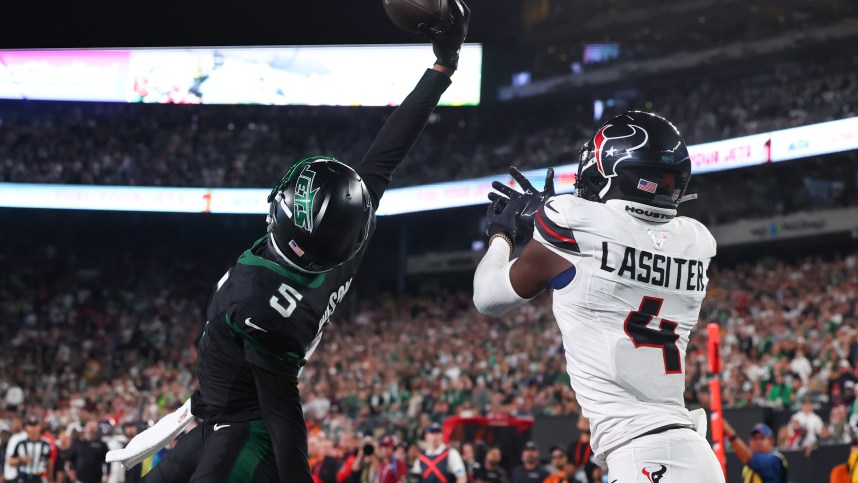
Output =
[{"x1": 532, "y1": 195, "x2": 716, "y2": 466}]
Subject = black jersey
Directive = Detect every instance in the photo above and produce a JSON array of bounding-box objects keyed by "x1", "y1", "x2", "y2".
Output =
[
  {"x1": 190, "y1": 68, "x2": 452, "y2": 426},
  {"x1": 193, "y1": 228, "x2": 372, "y2": 421}
]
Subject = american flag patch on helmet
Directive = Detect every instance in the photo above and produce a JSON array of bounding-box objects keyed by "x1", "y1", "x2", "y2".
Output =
[
  {"x1": 289, "y1": 240, "x2": 305, "y2": 257},
  {"x1": 637, "y1": 178, "x2": 658, "y2": 194}
]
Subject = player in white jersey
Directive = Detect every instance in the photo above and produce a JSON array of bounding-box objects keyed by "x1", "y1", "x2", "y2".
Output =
[{"x1": 473, "y1": 111, "x2": 724, "y2": 483}]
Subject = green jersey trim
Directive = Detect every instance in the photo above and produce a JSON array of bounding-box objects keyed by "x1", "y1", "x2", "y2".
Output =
[
  {"x1": 228, "y1": 419, "x2": 271, "y2": 483},
  {"x1": 237, "y1": 234, "x2": 326, "y2": 288}
]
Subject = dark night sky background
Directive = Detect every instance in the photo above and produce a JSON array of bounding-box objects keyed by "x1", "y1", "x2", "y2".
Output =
[{"x1": 2, "y1": 0, "x2": 521, "y2": 48}]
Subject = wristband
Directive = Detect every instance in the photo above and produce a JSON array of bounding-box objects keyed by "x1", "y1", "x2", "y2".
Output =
[{"x1": 489, "y1": 232, "x2": 513, "y2": 253}]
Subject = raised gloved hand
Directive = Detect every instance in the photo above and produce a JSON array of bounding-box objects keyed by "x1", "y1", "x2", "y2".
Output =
[
  {"x1": 418, "y1": 0, "x2": 470, "y2": 70},
  {"x1": 485, "y1": 166, "x2": 555, "y2": 246}
]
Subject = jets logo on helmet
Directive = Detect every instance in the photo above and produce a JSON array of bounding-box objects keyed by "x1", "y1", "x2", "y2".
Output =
[
  {"x1": 594, "y1": 122, "x2": 650, "y2": 178},
  {"x1": 293, "y1": 165, "x2": 320, "y2": 233},
  {"x1": 267, "y1": 156, "x2": 374, "y2": 274}
]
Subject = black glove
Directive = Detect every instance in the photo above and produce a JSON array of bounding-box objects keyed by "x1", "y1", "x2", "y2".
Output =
[
  {"x1": 485, "y1": 166, "x2": 555, "y2": 245},
  {"x1": 418, "y1": 0, "x2": 470, "y2": 70}
]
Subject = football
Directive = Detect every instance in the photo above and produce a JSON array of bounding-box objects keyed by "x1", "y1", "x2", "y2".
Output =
[{"x1": 383, "y1": 0, "x2": 449, "y2": 33}]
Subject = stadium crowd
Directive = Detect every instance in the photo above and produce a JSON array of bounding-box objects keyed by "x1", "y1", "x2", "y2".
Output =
[
  {"x1": 1, "y1": 53, "x2": 856, "y2": 189},
  {"x1": 1, "y1": 227, "x2": 857, "y2": 480},
  {"x1": 517, "y1": 0, "x2": 858, "y2": 80}
]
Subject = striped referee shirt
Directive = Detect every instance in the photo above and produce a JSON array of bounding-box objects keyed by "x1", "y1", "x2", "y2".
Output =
[{"x1": 13, "y1": 437, "x2": 51, "y2": 477}]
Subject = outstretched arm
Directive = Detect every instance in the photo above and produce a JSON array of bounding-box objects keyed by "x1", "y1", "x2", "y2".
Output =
[
  {"x1": 473, "y1": 167, "x2": 572, "y2": 316},
  {"x1": 354, "y1": 67, "x2": 451, "y2": 209},
  {"x1": 473, "y1": 238, "x2": 572, "y2": 316},
  {"x1": 353, "y1": 0, "x2": 470, "y2": 208}
]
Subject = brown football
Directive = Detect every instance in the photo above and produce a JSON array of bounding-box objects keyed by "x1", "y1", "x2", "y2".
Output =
[{"x1": 383, "y1": 0, "x2": 449, "y2": 33}]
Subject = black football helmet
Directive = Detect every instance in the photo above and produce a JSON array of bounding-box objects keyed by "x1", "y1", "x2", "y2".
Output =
[
  {"x1": 267, "y1": 156, "x2": 373, "y2": 273},
  {"x1": 575, "y1": 111, "x2": 691, "y2": 210}
]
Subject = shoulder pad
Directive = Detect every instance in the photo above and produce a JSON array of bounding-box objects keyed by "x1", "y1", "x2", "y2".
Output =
[{"x1": 534, "y1": 196, "x2": 580, "y2": 253}]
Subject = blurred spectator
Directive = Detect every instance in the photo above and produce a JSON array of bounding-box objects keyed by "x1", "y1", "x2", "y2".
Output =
[
  {"x1": 460, "y1": 442, "x2": 480, "y2": 482},
  {"x1": 5, "y1": 384, "x2": 24, "y2": 413},
  {"x1": 378, "y1": 436, "x2": 407, "y2": 483},
  {"x1": 723, "y1": 420, "x2": 788, "y2": 483},
  {"x1": 348, "y1": 437, "x2": 379, "y2": 483},
  {"x1": 820, "y1": 406, "x2": 857, "y2": 446},
  {"x1": 542, "y1": 445, "x2": 571, "y2": 483},
  {"x1": 472, "y1": 446, "x2": 509, "y2": 483},
  {"x1": 509, "y1": 442, "x2": 549, "y2": 483},
  {"x1": 567, "y1": 416, "x2": 594, "y2": 483},
  {"x1": 412, "y1": 423, "x2": 466, "y2": 483},
  {"x1": 65, "y1": 420, "x2": 109, "y2": 483},
  {"x1": 789, "y1": 397, "x2": 825, "y2": 448},
  {"x1": 121, "y1": 423, "x2": 143, "y2": 483}
]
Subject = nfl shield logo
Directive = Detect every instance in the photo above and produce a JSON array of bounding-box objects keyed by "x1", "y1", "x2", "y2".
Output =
[{"x1": 647, "y1": 229, "x2": 669, "y2": 250}]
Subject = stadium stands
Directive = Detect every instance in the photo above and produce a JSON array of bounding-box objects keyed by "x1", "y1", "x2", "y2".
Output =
[{"x1": 1, "y1": 53, "x2": 856, "y2": 189}]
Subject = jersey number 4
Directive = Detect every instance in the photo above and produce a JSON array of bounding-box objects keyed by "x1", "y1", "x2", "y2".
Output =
[{"x1": 623, "y1": 296, "x2": 682, "y2": 374}]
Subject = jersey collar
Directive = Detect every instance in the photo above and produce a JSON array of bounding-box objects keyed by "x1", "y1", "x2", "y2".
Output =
[{"x1": 606, "y1": 199, "x2": 676, "y2": 223}]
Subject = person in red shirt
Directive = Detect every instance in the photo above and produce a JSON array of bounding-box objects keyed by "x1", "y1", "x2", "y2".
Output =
[
  {"x1": 337, "y1": 434, "x2": 359, "y2": 483},
  {"x1": 378, "y1": 436, "x2": 407, "y2": 483}
]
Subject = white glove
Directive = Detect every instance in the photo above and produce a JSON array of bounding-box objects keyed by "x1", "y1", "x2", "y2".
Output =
[{"x1": 105, "y1": 398, "x2": 193, "y2": 470}]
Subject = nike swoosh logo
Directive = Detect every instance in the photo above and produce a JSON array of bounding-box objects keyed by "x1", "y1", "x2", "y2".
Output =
[
  {"x1": 245, "y1": 318, "x2": 268, "y2": 333},
  {"x1": 213, "y1": 424, "x2": 230, "y2": 431},
  {"x1": 545, "y1": 200, "x2": 559, "y2": 214},
  {"x1": 610, "y1": 480, "x2": 617, "y2": 483}
]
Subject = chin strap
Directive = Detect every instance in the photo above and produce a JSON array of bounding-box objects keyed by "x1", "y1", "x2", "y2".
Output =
[{"x1": 679, "y1": 193, "x2": 698, "y2": 203}]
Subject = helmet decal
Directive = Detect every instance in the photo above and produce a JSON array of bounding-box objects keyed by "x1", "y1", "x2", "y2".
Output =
[
  {"x1": 293, "y1": 165, "x2": 320, "y2": 233},
  {"x1": 595, "y1": 122, "x2": 649, "y2": 177}
]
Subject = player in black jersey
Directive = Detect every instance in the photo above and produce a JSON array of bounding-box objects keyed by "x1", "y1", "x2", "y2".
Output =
[{"x1": 141, "y1": 3, "x2": 470, "y2": 481}]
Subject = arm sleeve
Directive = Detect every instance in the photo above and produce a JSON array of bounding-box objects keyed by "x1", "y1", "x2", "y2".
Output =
[
  {"x1": 337, "y1": 455, "x2": 355, "y2": 483},
  {"x1": 13, "y1": 440, "x2": 24, "y2": 458},
  {"x1": 252, "y1": 362, "x2": 311, "y2": 481},
  {"x1": 5, "y1": 436, "x2": 18, "y2": 461},
  {"x1": 472, "y1": 238, "x2": 531, "y2": 317},
  {"x1": 447, "y1": 449, "x2": 466, "y2": 477},
  {"x1": 352, "y1": 68, "x2": 452, "y2": 208},
  {"x1": 65, "y1": 443, "x2": 77, "y2": 465}
]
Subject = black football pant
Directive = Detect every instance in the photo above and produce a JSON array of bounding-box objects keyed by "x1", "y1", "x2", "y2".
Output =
[{"x1": 141, "y1": 418, "x2": 307, "y2": 483}]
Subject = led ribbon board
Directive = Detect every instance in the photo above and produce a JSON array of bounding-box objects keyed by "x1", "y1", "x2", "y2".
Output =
[
  {"x1": 0, "y1": 45, "x2": 481, "y2": 106},
  {"x1": 0, "y1": 117, "x2": 856, "y2": 215}
]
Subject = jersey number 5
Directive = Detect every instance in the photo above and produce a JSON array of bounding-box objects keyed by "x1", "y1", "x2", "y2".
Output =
[
  {"x1": 623, "y1": 296, "x2": 682, "y2": 374},
  {"x1": 270, "y1": 283, "x2": 303, "y2": 317}
]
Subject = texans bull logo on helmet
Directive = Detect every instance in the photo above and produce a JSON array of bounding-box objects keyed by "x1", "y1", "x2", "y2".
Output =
[{"x1": 593, "y1": 122, "x2": 650, "y2": 178}]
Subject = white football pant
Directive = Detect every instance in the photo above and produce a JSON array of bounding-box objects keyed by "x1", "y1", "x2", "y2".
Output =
[{"x1": 605, "y1": 428, "x2": 725, "y2": 483}]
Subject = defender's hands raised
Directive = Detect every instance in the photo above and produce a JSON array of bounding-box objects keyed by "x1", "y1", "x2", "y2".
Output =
[{"x1": 419, "y1": 0, "x2": 470, "y2": 70}]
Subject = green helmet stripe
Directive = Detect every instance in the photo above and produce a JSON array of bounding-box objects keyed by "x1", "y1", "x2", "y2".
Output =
[{"x1": 267, "y1": 155, "x2": 340, "y2": 203}]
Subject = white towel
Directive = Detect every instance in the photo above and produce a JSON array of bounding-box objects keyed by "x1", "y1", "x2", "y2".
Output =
[
  {"x1": 105, "y1": 398, "x2": 194, "y2": 470},
  {"x1": 690, "y1": 407, "x2": 708, "y2": 437}
]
